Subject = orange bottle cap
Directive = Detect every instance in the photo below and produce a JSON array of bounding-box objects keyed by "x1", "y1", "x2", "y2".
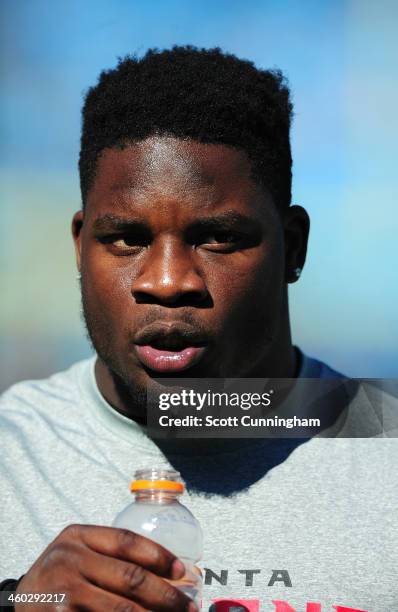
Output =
[{"x1": 130, "y1": 479, "x2": 184, "y2": 492}]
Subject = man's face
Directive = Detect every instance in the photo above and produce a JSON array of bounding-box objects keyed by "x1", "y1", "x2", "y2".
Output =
[{"x1": 73, "y1": 136, "x2": 290, "y2": 398}]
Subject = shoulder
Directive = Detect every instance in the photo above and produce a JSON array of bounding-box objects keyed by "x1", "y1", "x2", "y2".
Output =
[
  {"x1": 297, "y1": 349, "x2": 345, "y2": 379},
  {"x1": 0, "y1": 357, "x2": 95, "y2": 422}
]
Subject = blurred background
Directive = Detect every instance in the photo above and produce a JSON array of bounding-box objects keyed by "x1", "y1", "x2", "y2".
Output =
[{"x1": 1, "y1": 0, "x2": 397, "y2": 390}]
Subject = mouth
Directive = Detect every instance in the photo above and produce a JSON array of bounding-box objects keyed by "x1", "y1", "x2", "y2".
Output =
[
  {"x1": 135, "y1": 345, "x2": 206, "y2": 373},
  {"x1": 133, "y1": 323, "x2": 209, "y2": 373}
]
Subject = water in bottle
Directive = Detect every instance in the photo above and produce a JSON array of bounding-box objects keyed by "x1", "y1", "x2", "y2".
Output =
[{"x1": 113, "y1": 468, "x2": 203, "y2": 605}]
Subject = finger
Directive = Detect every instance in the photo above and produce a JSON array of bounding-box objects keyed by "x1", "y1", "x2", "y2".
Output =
[
  {"x1": 80, "y1": 549, "x2": 197, "y2": 611},
  {"x1": 62, "y1": 524, "x2": 184, "y2": 579},
  {"x1": 74, "y1": 581, "x2": 148, "y2": 612}
]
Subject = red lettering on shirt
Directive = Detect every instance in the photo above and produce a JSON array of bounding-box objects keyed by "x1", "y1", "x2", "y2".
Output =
[
  {"x1": 333, "y1": 606, "x2": 368, "y2": 612},
  {"x1": 211, "y1": 598, "x2": 259, "y2": 611}
]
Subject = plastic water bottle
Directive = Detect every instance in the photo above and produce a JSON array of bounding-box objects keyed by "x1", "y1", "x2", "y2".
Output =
[{"x1": 113, "y1": 468, "x2": 203, "y2": 605}]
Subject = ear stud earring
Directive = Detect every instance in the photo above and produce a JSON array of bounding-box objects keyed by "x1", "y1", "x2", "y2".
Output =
[
  {"x1": 76, "y1": 273, "x2": 81, "y2": 281},
  {"x1": 294, "y1": 267, "x2": 302, "y2": 279}
]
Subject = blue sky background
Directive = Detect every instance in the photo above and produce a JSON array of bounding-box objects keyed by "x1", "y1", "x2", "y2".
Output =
[{"x1": 1, "y1": 0, "x2": 397, "y2": 389}]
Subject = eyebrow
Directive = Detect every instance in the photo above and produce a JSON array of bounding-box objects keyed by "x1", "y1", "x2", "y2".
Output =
[
  {"x1": 92, "y1": 215, "x2": 148, "y2": 233},
  {"x1": 187, "y1": 211, "x2": 260, "y2": 232},
  {"x1": 91, "y1": 210, "x2": 260, "y2": 233}
]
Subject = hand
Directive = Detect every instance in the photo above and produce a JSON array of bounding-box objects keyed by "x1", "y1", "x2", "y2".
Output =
[{"x1": 15, "y1": 524, "x2": 197, "y2": 611}]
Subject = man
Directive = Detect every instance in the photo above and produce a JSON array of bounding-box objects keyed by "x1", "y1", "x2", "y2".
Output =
[{"x1": 1, "y1": 47, "x2": 397, "y2": 612}]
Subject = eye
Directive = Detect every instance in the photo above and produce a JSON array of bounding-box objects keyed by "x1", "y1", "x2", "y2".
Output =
[
  {"x1": 200, "y1": 231, "x2": 244, "y2": 252},
  {"x1": 113, "y1": 237, "x2": 144, "y2": 249},
  {"x1": 205, "y1": 231, "x2": 240, "y2": 244},
  {"x1": 98, "y1": 233, "x2": 150, "y2": 254}
]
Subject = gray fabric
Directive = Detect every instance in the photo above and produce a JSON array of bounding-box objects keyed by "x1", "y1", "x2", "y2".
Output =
[{"x1": 0, "y1": 354, "x2": 397, "y2": 611}]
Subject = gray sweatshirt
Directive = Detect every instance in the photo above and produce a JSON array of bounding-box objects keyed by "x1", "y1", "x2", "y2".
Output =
[{"x1": 0, "y1": 354, "x2": 397, "y2": 611}]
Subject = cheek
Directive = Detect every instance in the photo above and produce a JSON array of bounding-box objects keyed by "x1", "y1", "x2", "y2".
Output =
[
  {"x1": 82, "y1": 253, "x2": 133, "y2": 331},
  {"x1": 207, "y1": 242, "x2": 285, "y2": 326}
]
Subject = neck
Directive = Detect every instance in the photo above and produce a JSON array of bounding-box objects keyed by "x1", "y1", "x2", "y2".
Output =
[
  {"x1": 95, "y1": 358, "x2": 148, "y2": 423},
  {"x1": 247, "y1": 292, "x2": 297, "y2": 378}
]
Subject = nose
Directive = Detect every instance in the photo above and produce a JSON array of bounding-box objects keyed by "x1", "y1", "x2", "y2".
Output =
[{"x1": 131, "y1": 238, "x2": 209, "y2": 305}]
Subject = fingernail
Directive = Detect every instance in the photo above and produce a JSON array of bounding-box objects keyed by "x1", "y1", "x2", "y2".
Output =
[{"x1": 171, "y1": 558, "x2": 185, "y2": 579}]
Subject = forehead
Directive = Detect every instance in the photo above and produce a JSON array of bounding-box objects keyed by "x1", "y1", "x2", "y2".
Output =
[{"x1": 86, "y1": 136, "x2": 273, "y2": 217}]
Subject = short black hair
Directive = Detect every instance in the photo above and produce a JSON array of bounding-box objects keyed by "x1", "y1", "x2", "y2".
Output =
[{"x1": 79, "y1": 45, "x2": 293, "y2": 209}]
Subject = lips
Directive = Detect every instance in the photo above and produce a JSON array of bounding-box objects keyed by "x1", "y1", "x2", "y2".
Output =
[
  {"x1": 135, "y1": 345, "x2": 206, "y2": 372},
  {"x1": 133, "y1": 322, "x2": 209, "y2": 373}
]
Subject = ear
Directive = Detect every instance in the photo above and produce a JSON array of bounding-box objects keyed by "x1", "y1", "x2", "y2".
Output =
[
  {"x1": 71, "y1": 210, "x2": 84, "y2": 273},
  {"x1": 282, "y1": 205, "x2": 310, "y2": 283}
]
